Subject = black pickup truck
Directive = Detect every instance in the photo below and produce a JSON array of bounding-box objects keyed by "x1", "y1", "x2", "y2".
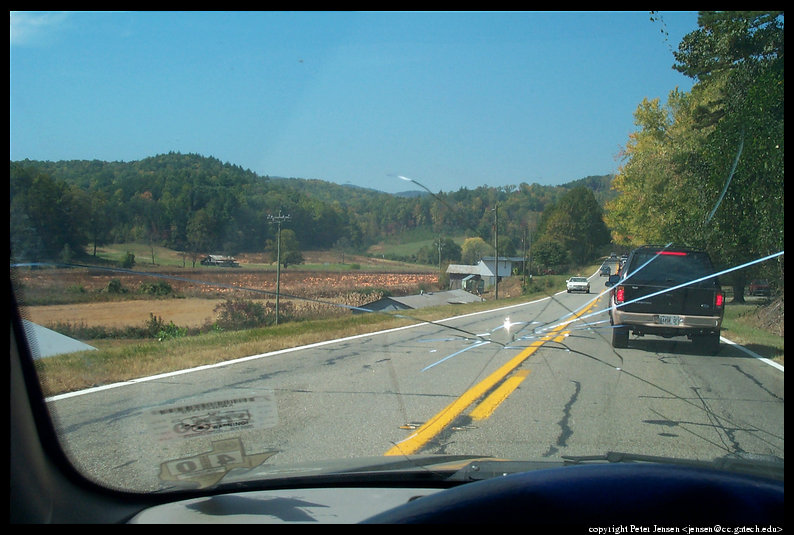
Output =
[{"x1": 607, "y1": 245, "x2": 725, "y2": 353}]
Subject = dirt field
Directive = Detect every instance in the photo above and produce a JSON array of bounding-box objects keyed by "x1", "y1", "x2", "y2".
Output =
[{"x1": 23, "y1": 298, "x2": 227, "y2": 330}]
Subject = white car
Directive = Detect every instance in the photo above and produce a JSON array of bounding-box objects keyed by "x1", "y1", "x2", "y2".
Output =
[{"x1": 566, "y1": 276, "x2": 590, "y2": 293}]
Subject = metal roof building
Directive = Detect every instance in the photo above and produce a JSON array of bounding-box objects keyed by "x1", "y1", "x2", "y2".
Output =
[{"x1": 355, "y1": 289, "x2": 484, "y2": 313}]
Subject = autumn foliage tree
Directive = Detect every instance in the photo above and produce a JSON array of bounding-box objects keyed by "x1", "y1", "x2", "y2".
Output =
[{"x1": 605, "y1": 11, "x2": 783, "y2": 299}]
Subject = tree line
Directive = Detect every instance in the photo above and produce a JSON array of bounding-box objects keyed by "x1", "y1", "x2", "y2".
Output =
[
  {"x1": 606, "y1": 11, "x2": 783, "y2": 299},
  {"x1": 10, "y1": 152, "x2": 613, "y2": 269}
]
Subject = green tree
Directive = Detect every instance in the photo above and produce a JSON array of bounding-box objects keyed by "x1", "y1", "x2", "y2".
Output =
[
  {"x1": 676, "y1": 12, "x2": 783, "y2": 300},
  {"x1": 87, "y1": 190, "x2": 112, "y2": 257},
  {"x1": 186, "y1": 209, "x2": 216, "y2": 267},
  {"x1": 531, "y1": 239, "x2": 569, "y2": 271},
  {"x1": 9, "y1": 165, "x2": 90, "y2": 261},
  {"x1": 438, "y1": 237, "x2": 462, "y2": 264},
  {"x1": 540, "y1": 186, "x2": 610, "y2": 264},
  {"x1": 604, "y1": 92, "x2": 707, "y2": 246},
  {"x1": 606, "y1": 12, "x2": 783, "y2": 300},
  {"x1": 460, "y1": 237, "x2": 492, "y2": 265},
  {"x1": 266, "y1": 228, "x2": 303, "y2": 268},
  {"x1": 416, "y1": 237, "x2": 462, "y2": 267}
]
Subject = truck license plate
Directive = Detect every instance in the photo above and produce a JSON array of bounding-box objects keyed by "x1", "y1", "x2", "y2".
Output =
[{"x1": 657, "y1": 315, "x2": 681, "y2": 326}]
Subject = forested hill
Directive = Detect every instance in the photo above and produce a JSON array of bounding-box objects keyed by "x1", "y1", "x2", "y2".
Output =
[
  {"x1": 10, "y1": 152, "x2": 614, "y2": 261},
  {"x1": 269, "y1": 173, "x2": 616, "y2": 207}
]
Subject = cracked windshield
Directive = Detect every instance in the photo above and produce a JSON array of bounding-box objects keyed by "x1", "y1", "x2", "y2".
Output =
[{"x1": 10, "y1": 11, "x2": 783, "y2": 493}]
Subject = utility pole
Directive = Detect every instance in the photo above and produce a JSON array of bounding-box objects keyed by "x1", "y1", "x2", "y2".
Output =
[
  {"x1": 493, "y1": 204, "x2": 499, "y2": 300},
  {"x1": 527, "y1": 213, "x2": 535, "y2": 283},
  {"x1": 268, "y1": 211, "x2": 290, "y2": 325},
  {"x1": 528, "y1": 226, "x2": 532, "y2": 282},
  {"x1": 522, "y1": 227, "x2": 526, "y2": 286}
]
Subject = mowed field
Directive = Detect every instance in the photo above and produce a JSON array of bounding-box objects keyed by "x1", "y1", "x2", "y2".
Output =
[{"x1": 24, "y1": 298, "x2": 226, "y2": 330}]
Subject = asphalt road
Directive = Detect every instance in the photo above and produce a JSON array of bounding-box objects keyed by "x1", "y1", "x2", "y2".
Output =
[{"x1": 44, "y1": 280, "x2": 784, "y2": 492}]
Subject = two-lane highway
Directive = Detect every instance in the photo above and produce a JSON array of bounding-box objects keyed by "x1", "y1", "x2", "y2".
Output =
[{"x1": 44, "y1": 281, "x2": 784, "y2": 492}]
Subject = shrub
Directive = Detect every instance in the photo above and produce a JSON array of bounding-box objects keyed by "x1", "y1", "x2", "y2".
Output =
[
  {"x1": 214, "y1": 299, "x2": 269, "y2": 330},
  {"x1": 145, "y1": 313, "x2": 186, "y2": 340},
  {"x1": 67, "y1": 284, "x2": 86, "y2": 294},
  {"x1": 139, "y1": 280, "x2": 173, "y2": 296},
  {"x1": 157, "y1": 322, "x2": 187, "y2": 341},
  {"x1": 105, "y1": 279, "x2": 126, "y2": 294},
  {"x1": 121, "y1": 252, "x2": 135, "y2": 268},
  {"x1": 522, "y1": 275, "x2": 558, "y2": 294}
]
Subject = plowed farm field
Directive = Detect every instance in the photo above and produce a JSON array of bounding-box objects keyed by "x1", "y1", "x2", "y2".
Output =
[{"x1": 18, "y1": 269, "x2": 439, "y2": 329}]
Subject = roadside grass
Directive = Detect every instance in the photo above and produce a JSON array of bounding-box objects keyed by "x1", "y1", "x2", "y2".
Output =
[
  {"x1": 34, "y1": 312, "x2": 415, "y2": 397},
  {"x1": 721, "y1": 300, "x2": 784, "y2": 365}
]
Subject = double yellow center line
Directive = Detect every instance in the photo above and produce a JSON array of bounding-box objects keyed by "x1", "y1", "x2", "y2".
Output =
[{"x1": 385, "y1": 299, "x2": 598, "y2": 456}]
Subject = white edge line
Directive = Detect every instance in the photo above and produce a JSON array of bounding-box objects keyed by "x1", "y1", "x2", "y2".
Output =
[{"x1": 720, "y1": 335, "x2": 784, "y2": 372}]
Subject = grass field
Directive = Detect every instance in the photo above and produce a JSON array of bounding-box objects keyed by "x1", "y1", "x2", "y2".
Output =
[{"x1": 92, "y1": 243, "x2": 440, "y2": 272}]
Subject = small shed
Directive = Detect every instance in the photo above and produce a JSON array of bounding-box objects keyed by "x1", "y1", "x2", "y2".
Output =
[
  {"x1": 200, "y1": 254, "x2": 239, "y2": 267},
  {"x1": 446, "y1": 263, "x2": 489, "y2": 290}
]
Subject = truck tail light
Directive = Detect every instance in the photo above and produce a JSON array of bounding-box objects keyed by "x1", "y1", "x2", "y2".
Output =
[
  {"x1": 715, "y1": 292, "x2": 724, "y2": 308},
  {"x1": 615, "y1": 286, "x2": 625, "y2": 304}
]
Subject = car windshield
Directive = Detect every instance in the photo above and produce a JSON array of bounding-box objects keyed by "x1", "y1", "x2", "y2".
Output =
[{"x1": 10, "y1": 11, "x2": 783, "y2": 498}]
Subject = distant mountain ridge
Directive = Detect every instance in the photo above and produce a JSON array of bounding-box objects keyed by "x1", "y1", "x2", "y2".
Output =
[
  {"x1": 13, "y1": 152, "x2": 614, "y2": 205},
  {"x1": 11, "y1": 152, "x2": 615, "y2": 261},
  {"x1": 264, "y1": 171, "x2": 615, "y2": 205}
]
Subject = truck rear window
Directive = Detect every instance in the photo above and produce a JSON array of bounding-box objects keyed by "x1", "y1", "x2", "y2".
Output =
[{"x1": 625, "y1": 251, "x2": 716, "y2": 284}]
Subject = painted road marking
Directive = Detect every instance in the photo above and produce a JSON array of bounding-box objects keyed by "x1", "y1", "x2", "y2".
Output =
[
  {"x1": 469, "y1": 369, "x2": 531, "y2": 421},
  {"x1": 385, "y1": 300, "x2": 597, "y2": 457}
]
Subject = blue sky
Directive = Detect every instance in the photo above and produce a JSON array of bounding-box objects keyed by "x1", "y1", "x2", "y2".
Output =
[{"x1": 10, "y1": 11, "x2": 700, "y2": 194}]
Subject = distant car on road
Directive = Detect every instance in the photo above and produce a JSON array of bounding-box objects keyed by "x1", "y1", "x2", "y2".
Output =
[
  {"x1": 566, "y1": 276, "x2": 590, "y2": 293},
  {"x1": 600, "y1": 265, "x2": 611, "y2": 276},
  {"x1": 748, "y1": 279, "x2": 771, "y2": 297}
]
